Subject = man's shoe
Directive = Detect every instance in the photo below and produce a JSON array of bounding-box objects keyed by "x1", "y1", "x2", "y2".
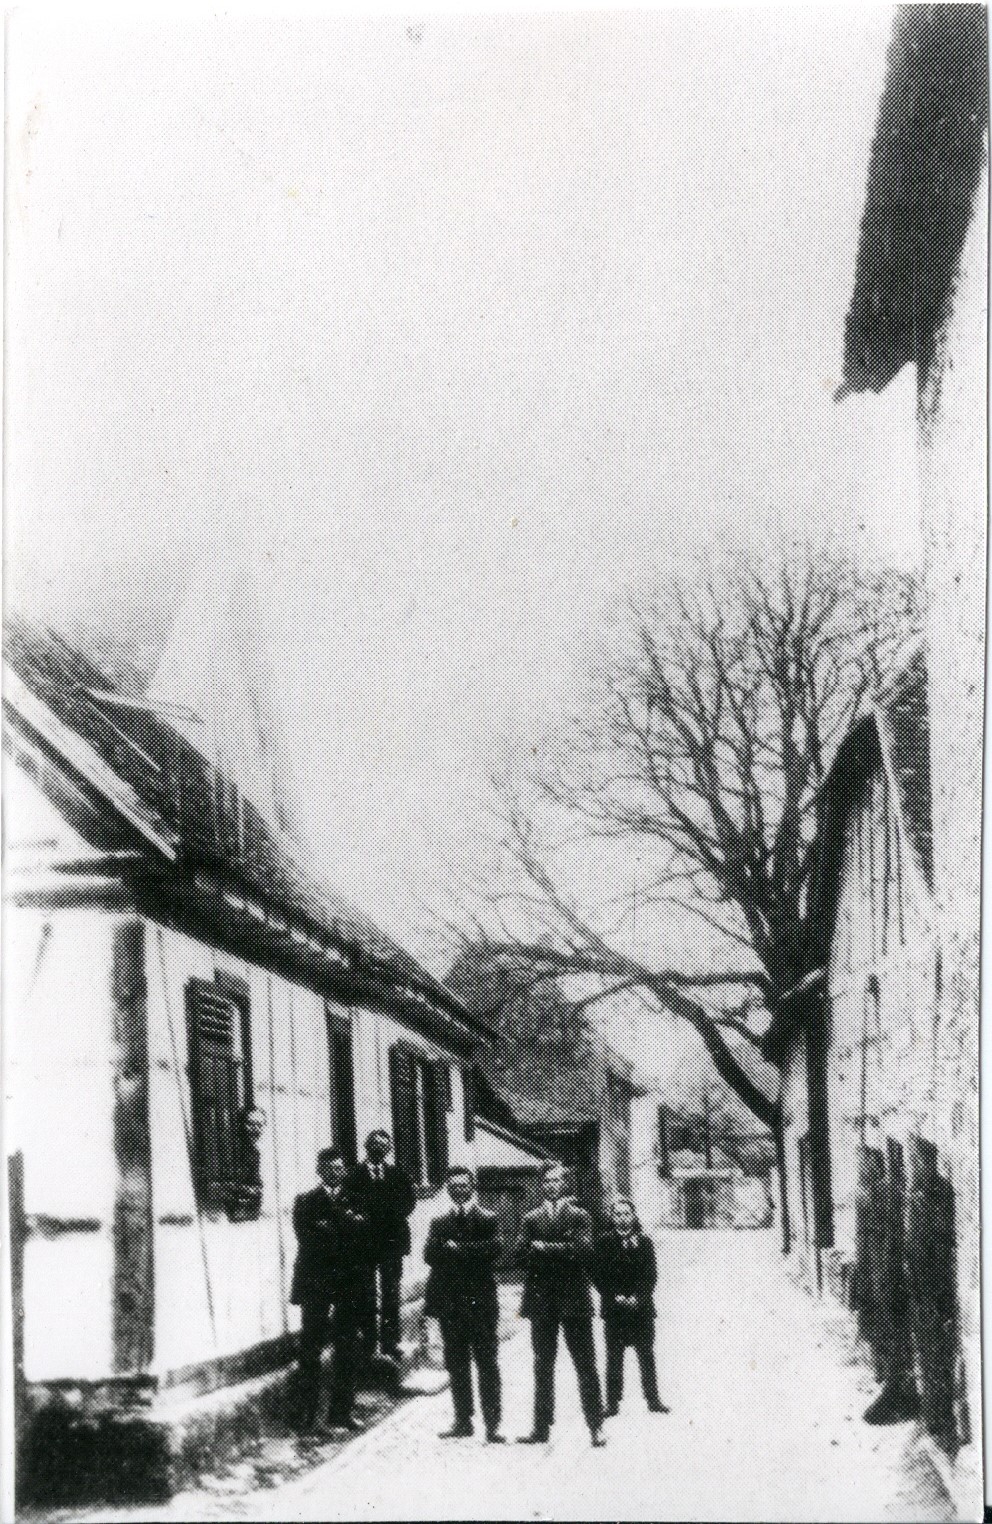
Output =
[
  {"x1": 330, "y1": 1414, "x2": 366, "y2": 1432},
  {"x1": 517, "y1": 1430, "x2": 550, "y2": 1444},
  {"x1": 647, "y1": 1401, "x2": 671, "y2": 1414},
  {"x1": 863, "y1": 1384, "x2": 919, "y2": 1426},
  {"x1": 590, "y1": 1429, "x2": 607, "y2": 1448},
  {"x1": 316, "y1": 1421, "x2": 350, "y2": 1441},
  {"x1": 485, "y1": 1430, "x2": 506, "y2": 1444},
  {"x1": 439, "y1": 1424, "x2": 474, "y2": 1439},
  {"x1": 603, "y1": 1406, "x2": 619, "y2": 1419}
]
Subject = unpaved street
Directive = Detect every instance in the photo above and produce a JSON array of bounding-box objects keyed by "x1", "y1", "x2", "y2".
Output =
[{"x1": 72, "y1": 1230, "x2": 950, "y2": 1523}]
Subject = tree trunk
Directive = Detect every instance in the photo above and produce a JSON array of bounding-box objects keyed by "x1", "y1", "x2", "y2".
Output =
[
  {"x1": 686, "y1": 1009, "x2": 777, "y2": 1131},
  {"x1": 773, "y1": 1105, "x2": 791, "y2": 1255}
]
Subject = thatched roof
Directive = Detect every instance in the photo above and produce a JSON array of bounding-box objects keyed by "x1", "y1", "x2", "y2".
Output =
[{"x1": 4, "y1": 613, "x2": 487, "y2": 1051}]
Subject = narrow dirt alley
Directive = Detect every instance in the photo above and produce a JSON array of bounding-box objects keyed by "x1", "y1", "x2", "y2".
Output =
[{"x1": 75, "y1": 1229, "x2": 950, "y2": 1524}]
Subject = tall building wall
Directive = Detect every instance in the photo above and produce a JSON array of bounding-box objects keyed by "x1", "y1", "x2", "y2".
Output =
[{"x1": 918, "y1": 159, "x2": 988, "y2": 1482}]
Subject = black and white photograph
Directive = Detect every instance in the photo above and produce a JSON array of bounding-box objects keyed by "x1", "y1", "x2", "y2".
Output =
[{"x1": 1, "y1": 5, "x2": 988, "y2": 1520}]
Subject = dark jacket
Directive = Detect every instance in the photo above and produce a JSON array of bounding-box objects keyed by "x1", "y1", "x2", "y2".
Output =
[
  {"x1": 347, "y1": 1161, "x2": 417, "y2": 1258},
  {"x1": 517, "y1": 1200, "x2": 596, "y2": 1321},
  {"x1": 423, "y1": 1204, "x2": 502, "y2": 1323},
  {"x1": 593, "y1": 1228, "x2": 658, "y2": 1325},
  {"x1": 289, "y1": 1185, "x2": 365, "y2": 1305}
]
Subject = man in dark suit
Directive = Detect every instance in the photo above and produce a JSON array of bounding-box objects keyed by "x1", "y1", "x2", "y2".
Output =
[
  {"x1": 348, "y1": 1129, "x2": 417, "y2": 1361},
  {"x1": 593, "y1": 1197, "x2": 670, "y2": 1417},
  {"x1": 290, "y1": 1146, "x2": 366, "y2": 1435},
  {"x1": 424, "y1": 1165, "x2": 505, "y2": 1443},
  {"x1": 516, "y1": 1161, "x2": 605, "y2": 1447}
]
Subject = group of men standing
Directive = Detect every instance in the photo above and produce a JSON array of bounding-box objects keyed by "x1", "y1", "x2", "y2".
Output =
[
  {"x1": 290, "y1": 1129, "x2": 415, "y2": 1434},
  {"x1": 291, "y1": 1140, "x2": 669, "y2": 1446}
]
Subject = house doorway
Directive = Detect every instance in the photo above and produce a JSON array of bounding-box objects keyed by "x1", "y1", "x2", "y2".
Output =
[{"x1": 684, "y1": 1177, "x2": 714, "y2": 1229}]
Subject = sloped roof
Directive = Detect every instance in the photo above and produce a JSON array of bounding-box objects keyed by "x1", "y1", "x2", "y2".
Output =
[
  {"x1": 449, "y1": 942, "x2": 640, "y2": 1131},
  {"x1": 4, "y1": 613, "x2": 486, "y2": 1048},
  {"x1": 481, "y1": 1028, "x2": 636, "y2": 1134},
  {"x1": 874, "y1": 638, "x2": 933, "y2": 891},
  {"x1": 762, "y1": 644, "x2": 932, "y2": 1062},
  {"x1": 474, "y1": 1116, "x2": 549, "y2": 1169},
  {"x1": 839, "y1": 4, "x2": 988, "y2": 397},
  {"x1": 147, "y1": 577, "x2": 301, "y2": 841}
]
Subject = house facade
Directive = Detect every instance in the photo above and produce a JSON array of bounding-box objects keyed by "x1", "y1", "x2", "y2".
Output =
[
  {"x1": 4, "y1": 620, "x2": 490, "y2": 1502},
  {"x1": 448, "y1": 946, "x2": 650, "y2": 1222},
  {"x1": 769, "y1": 7, "x2": 987, "y2": 1509},
  {"x1": 774, "y1": 652, "x2": 937, "y2": 1278},
  {"x1": 769, "y1": 655, "x2": 972, "y2": 1467}
]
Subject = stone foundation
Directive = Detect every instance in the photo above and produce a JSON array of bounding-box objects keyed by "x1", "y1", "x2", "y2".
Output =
[{"x1": 17, "y1": 1298, "x2": 445, "y2": 1507}]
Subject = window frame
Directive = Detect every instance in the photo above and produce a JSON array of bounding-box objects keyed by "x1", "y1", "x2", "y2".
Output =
[
  {"x1": 326, "y1": 1004, "x2": 358, "y2": 1164},
  {"x1": 185, "y1": 972, "x2": 260, "y2": 1221},
  {"x1": 389, "y1": 1042, "x2": 450, "y2": 1194}
]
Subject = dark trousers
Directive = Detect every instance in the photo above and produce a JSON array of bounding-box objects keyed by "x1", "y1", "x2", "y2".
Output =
[
  {"x1": 439, "y1": 1313, "x2": 502, "y2": 1432},
  {"x1": 530, "y1": 1315, "x2": 603, "y2": 1435},
  {"x1": 298, "y1": 1299, "x2": 359, "y2": 1423},
  {"x1": 360, "y1": 1256, "x2": 404, "y2": 1353},
  {"x1": 603, "y1": 1316, "x2": 660, "y2": 1410}
]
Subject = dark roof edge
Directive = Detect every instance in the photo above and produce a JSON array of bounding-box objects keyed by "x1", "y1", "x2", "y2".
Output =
[{"x1": 838, "y1": 4, "x2": 989, "y2": 397}]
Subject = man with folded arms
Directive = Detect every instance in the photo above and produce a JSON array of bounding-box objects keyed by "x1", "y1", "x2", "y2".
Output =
[
  {"x1": 290, "y1": 1146, "x2": 367, "y2": 1436},
  {"x1": 516, "y1": 1161, "x2": 605, "y2": 1447},
  {"x1": 424, "y1": 1165, "x2": 505, "y2": 1443}
]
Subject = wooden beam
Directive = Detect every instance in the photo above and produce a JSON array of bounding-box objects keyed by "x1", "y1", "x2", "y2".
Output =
[{"x1": 111, "y1": 921, "x2": 155, "y2": 1375}]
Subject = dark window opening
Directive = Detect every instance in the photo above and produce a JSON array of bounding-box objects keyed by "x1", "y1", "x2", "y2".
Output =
[
  {"x1": 327, "y1": 1007, "x2": 358, "y2": 1164},
  {"x1": 463, "y1": 1067, "x2": 477, "y2": 1143}
]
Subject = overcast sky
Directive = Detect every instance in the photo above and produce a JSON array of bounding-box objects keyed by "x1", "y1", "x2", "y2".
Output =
[{"x1": 6, "y1": 8, "x2": 920, "y2": 971}]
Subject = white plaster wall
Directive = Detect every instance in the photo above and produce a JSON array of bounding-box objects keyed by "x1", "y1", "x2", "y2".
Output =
[
  {"x1": 629, "y1": 1092, "x2": 664, "y2": 1230},
  {"x1": 821, "y1": 761, "x2": 940, "y2": 1262},
  {"x1": 6, "y1": 904, "x2": 119, "y2": 1381},
  {"x1": 920, "y1": 160, "x2": 988, "y2": 1472},
  {"x1": 144, "y1": 923, "x2": 477, "y2": 1374},
  {"x1": 145, "y1": 922, "x2": 335, "y2": 1373}
]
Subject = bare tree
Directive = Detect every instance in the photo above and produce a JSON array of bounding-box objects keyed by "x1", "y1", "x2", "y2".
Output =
[{"x1": 451, "y1": 550, "x2": 919, "y2": 1144}]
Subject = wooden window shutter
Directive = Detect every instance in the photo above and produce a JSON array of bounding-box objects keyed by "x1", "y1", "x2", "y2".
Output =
[
  {"x1": 389, "y1": 1045, "x2": 420, "y2": 1181},
  {"x1": 424, "y1": 1060, "x2": 449, "y2": 1186},
  {"x1": 331, "y1": 1026, "x2": 358, "y2": 1164},
  {"x1": 463, "y1": 1067, "x2": 477, "y2": 1143},
  {"x1": 186, "y1": 980, "x2": 244, "y2": 1199}
]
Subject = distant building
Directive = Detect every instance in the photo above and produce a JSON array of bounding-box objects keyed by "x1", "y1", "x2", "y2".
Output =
[
  {"x1": 448, "y1": 944, "x2": 650, "y2": 1219},
  {"x1": 470, "y1": 1107, "x2": 550, "y2": 1271},
  {"x1": 768, "y1": 7, "x2": 987, "y2": 1511},
  {"x1": 4, "y1": 616, "x2": 491, "y2": 1505},
  {"x1": 657, "y1": 1143, "x2": 773, "y2": 1233},
  {"x1": 470, "y1": 1042, "x2": 643, "y2": 1224}
]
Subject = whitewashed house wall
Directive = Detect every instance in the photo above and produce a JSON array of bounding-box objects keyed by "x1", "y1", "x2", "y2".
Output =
[
  {"x1": 7, "y1": 763, "x2": 480, "y2": 1399},
  {"x1": 8, "y1": 904, "x2": 120, "y2": 1384},
  {"x1": 779, "y1": 1027, "x2": 809, "y2": 1259}
]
